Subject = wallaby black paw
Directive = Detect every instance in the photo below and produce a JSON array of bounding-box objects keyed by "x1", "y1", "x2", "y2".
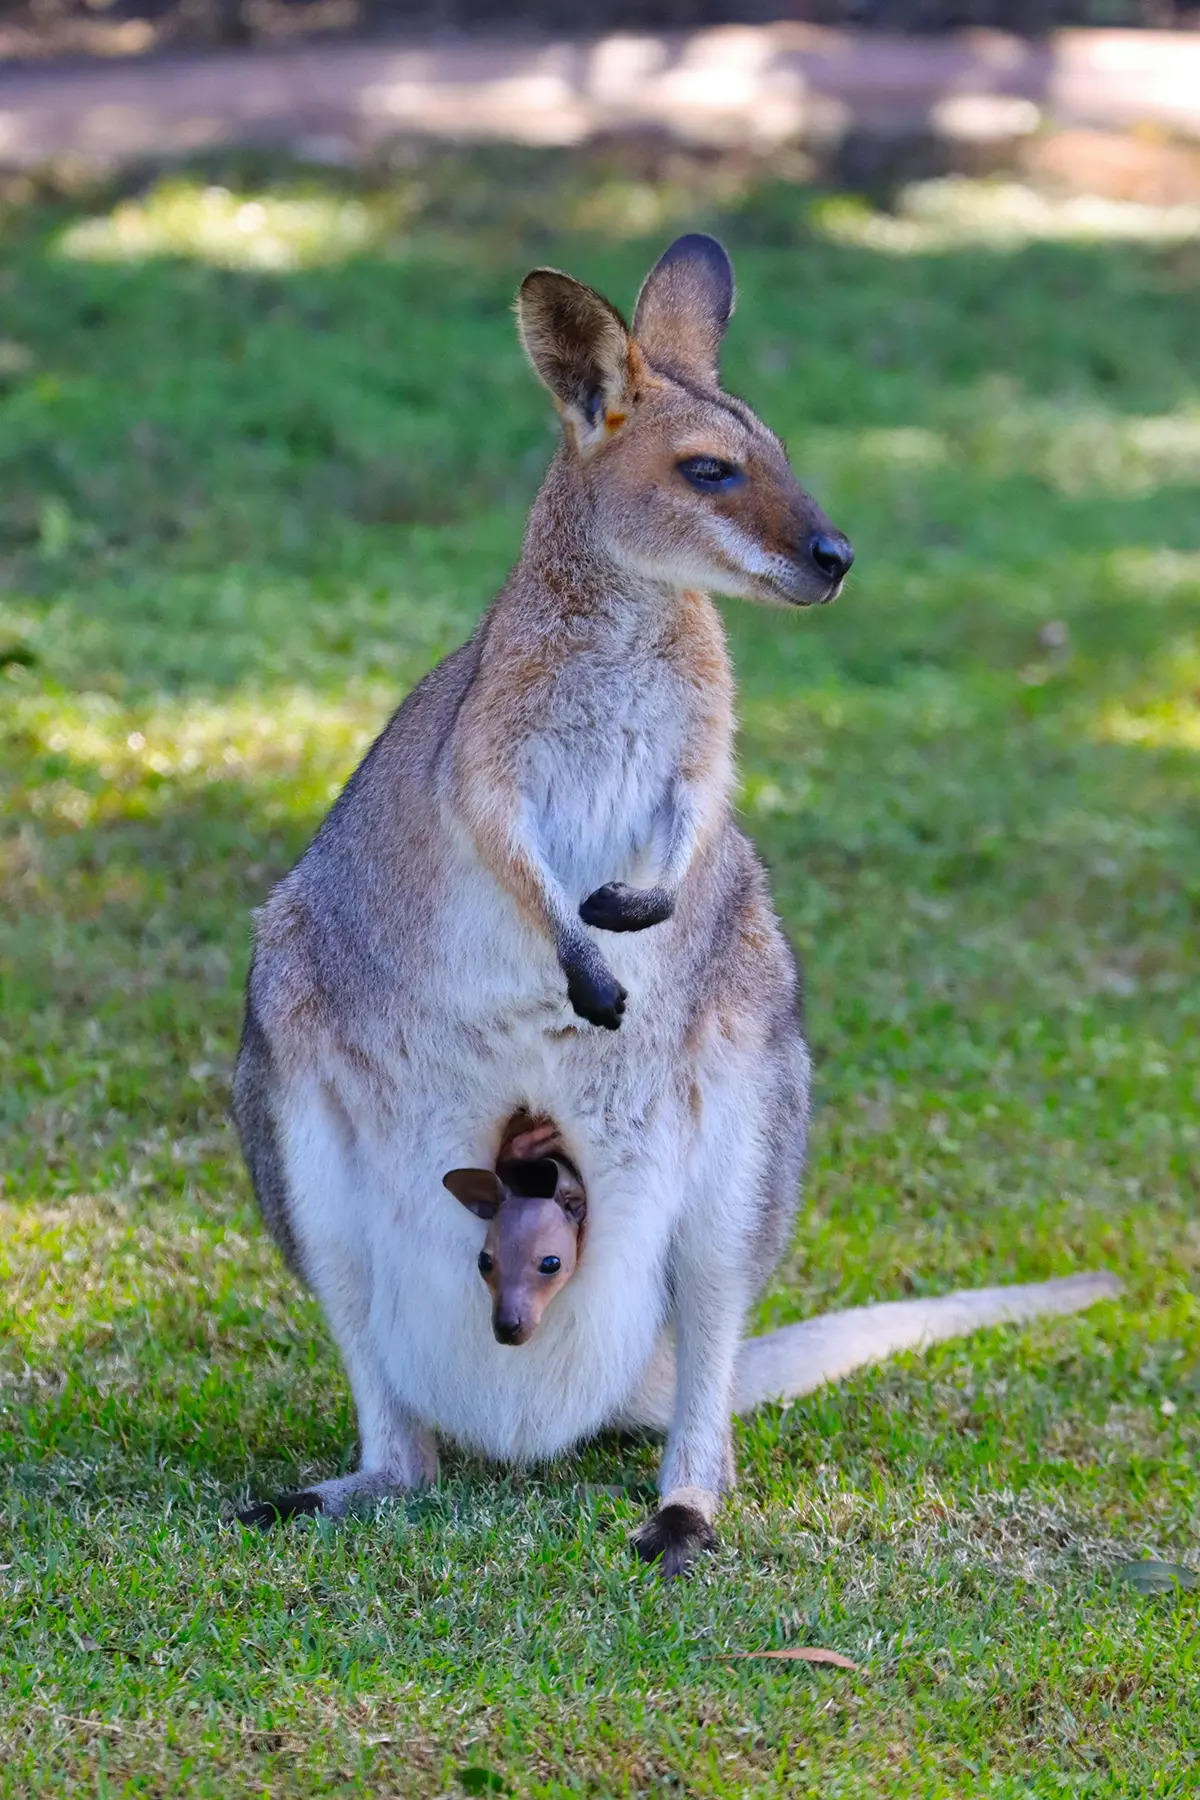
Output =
[
  {"x1": 566, "y1": 963, "x2": 627, "y2": 1030},
  {"x1": 237, "y1": 1489, "x2": 323, "y2": 1530},
  {"x1": 631, "y1": 1504, "x2": 717, "y2": 1578},
  {"x1": 580, "y1": 882, "x2": 674, "y2": 933}
]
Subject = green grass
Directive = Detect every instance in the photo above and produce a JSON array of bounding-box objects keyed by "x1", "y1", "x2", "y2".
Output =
[{"x1": 2, "y1": 150, "x2": 1198, "y2": 1798}]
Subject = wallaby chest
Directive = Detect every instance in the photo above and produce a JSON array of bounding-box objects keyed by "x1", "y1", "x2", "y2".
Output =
[{"x1": 522, "y1": 649, "x2": 683, "y2": 895}]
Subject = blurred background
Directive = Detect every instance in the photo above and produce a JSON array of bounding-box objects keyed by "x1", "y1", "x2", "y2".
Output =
[
  {"x1": 1, "y1": 0, "x2": 1197, "y2": 57},
  {"x1": 2, "y1": 2, "x2": 1197, "y2": 1793}
]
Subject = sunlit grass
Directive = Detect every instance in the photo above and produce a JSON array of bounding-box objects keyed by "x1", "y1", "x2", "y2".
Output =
[
  {"x1": 3, "y1": 148, "x2": 1198, "y2": 1798},
  {"x1": 60, "y1": 169, "x2": 1200, "y2": 281},
  {"x1": 7, "y1": 688, "x2": 380, "y2": 826},
  {"x1": 813, "y1": 177, "x2": 1200, "y2": 253},
  {"x1": 1106, "y1": 546, "x2": 1200, "y2": 597},
  {"x1": 58, "y1": 179, "x2": 389, "y2": 270},
  {"x1": 1097, "y1": 631, "x2": 1200, "y2": 750},
  {"x1": 799, "y1": 404, "x2": 1200, "y2": 504}
]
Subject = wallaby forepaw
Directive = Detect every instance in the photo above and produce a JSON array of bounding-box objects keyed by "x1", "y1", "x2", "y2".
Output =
[
  {"x1": 236, "y1": 1489, "x2": 323, "y2": 1530},
  {"x1": 631, "y1": 1504, "x2": 717, "y2": 1578},
  {"x1": 580, "y1": 882, "x2": 674, "y2": 933},
  {"x1": 566, "y1": 963, "x2": 627, "y2": 1030}
]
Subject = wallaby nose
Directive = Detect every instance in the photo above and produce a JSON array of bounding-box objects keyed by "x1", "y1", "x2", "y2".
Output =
[
  {"x1": 808, "y1": 532, "x2": 854, "y2": 584},
  {"x1": 494, "y1": 1312, "x2": 524, "y2": 1345}
]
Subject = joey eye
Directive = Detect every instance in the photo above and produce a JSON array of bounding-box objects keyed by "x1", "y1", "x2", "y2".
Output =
[
  {"x1": 677, "y1": 455, "x2": 742, "y2": 491},
  {"x1": 538, "y1": 1256, "x2": 561, "y2": 1276},
  {"x1": 477, "y1": 1251, "x2": 493, "y2": 1276}
]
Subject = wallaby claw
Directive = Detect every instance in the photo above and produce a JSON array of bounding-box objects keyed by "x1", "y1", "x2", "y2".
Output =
[
  {"x1": 580, "y1": 882, "x2": 674, "y2": 933},
  {"x1": 566, "y1": 962, "x2": 627, "y2": 1030}
]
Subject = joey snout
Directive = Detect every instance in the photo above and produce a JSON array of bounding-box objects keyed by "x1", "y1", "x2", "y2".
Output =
[{"x1": 491, "y1": 1298, "x2": 537, "y2": 1347}]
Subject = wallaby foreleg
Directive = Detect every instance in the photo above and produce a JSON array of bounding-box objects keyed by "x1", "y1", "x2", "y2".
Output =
[
  {"x1": 457, "y1": 767, "x2": 626, "y2": 1028},
  {"x1": 580, "y1": 775, "x2": 707, "y2": 934},
  {"x1": 501, "y1": 825, "x2": 627, "y2": 1030}
]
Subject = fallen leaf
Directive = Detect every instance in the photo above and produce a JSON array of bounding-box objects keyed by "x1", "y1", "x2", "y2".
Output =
[
  {"x1": 724, "y1": 1647, "x2": 861, "y2": 1670},
  {"x1": 1117, "y1": 1561, "x2": 1198, "y2": 1596}
]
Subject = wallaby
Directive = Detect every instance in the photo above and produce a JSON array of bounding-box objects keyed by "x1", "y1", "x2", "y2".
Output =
[
  {"x1": 443, "y1": 1133, "x2": 586, "y2": 1348},
  {"x1": 233, "y1": 233, "x2": 1119, "y2": 1568}
]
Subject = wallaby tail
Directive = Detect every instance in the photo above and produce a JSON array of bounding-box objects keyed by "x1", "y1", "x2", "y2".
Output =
[
  {"x1": 732, "y1": 1271, "x2": 1121, "y2": 1413},
  {"x1": 623, "y1": 1273, "x2": 1121, "y2": 1431}
]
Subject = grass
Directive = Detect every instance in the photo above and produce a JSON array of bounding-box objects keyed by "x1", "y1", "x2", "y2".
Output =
[{"x1": 1, "y1": 148, "x2": 1198, "y2": 1797}]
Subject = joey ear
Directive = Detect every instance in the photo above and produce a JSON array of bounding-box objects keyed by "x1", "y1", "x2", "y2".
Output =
[
  {"x1": 442, "y1": 1168, "x2": 503, "y2": 1220},
  {"x1": 633, "y1": 233, "x2": 734, "y2": 386},
  {"x1": 497, "y1": 1156, "x2": 559, "y2": 1201},
  {"x1": 557, "y1": 1174, "x2": 587, "y2": 1227},
  {"x1": 516, "y1": 269, "x2": 639, "y2": 450}
]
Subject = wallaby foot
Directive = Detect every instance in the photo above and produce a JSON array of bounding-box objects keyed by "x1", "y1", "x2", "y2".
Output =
[
  {"x1": 237, "y1": 1458, "x2": 434, "y2": 1529},
  {"x1": 564, "y1": 949, "x2": 627, "y2": 1029},
  {"x1": 237, "y1": 1488, "x2": 323, "y2": 1529},
  {"x1": 632, "y1": 1502, "x2": 718, "y2": 1578},
  {"x1": 580, "y1": 882, "x2": 674, "y2": 933}
]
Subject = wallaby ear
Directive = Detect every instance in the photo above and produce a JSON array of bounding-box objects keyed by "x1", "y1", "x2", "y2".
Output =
[
  {"x1": 633, "y1": 233, "x2": 734, "y2": 386},
  {"x1": 442, "y1": 1168, "x2": 503, "y2": 1220},
  {"x1": 517, "y1": 269, "x2": 640, "y2": 452}
]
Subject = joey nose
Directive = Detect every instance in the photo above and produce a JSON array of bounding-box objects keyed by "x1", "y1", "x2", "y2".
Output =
[
  {"x1": 808, "y1": 531, "x2": 854, "y2": 584},
  {"x1": 494, "y1": 1313, "x2": 523, "y2": 1345}
]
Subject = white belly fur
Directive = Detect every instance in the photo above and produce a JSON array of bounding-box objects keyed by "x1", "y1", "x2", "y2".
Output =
[
  {"x1": 372, "y1": 1153, "x2": 676, "y2": 1461},
  {"x1": 285, "y1": 978, "x2": 692, "y2": 1464}
]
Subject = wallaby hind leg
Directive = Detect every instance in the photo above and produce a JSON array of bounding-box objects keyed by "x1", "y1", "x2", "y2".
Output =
[
  {"x1": 631, "y1": 1115, "x2": 763, "y2": 1577},
  {"x1": 238, "y1": 1337, "x2": 436, "y2": 1528},
  {"x1": 237, "y1": 1082, "x2": 437, "y2": 1528},
  {"x1": 632, "y1": 1260, "x2": 747, "y2": 1577}
]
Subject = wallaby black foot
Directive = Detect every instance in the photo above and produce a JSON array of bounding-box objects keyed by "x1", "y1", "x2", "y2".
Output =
[
  {"x1": 237, "y1": 1489, "x2": 323, "y2": 1530},
  {"x1": 631, "y1": 1504, "x2": 717, "y2": 1579},
  {"x1": 580, "y1": 882, "x2": 674, "y2": 933},
  {"x1": 565, "y1": 960, "x2": 627, "y2": 1030}
]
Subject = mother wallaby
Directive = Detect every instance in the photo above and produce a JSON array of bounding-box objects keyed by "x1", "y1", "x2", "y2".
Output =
[{"x1": 234, "y1": 235, "x2": 1116, "y2": 1573}]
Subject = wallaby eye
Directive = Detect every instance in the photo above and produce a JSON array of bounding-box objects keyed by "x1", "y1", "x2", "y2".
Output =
[
  {"x1": 477, "y1": 1251, "x2": 493, "y2": 1276},
  {"x1": 677, "y1": 455, "x2": 742, "y2": 491},
  {"x1": 538, "y1": 1255, "x2": 561, "y2": 1276}
]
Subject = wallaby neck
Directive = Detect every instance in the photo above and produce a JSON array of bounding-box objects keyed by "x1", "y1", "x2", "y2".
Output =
[{"x1": 507, "y1": 446, "x2": 707, "y2": 637}]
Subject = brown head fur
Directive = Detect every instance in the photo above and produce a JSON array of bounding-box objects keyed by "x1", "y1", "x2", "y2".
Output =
[
  {"x1": 443, "y1": 1151, "x2": 586, "y2": 1347},
  {"x1": 516, "y1": 233, "x2": 853, "y2": 609}
]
